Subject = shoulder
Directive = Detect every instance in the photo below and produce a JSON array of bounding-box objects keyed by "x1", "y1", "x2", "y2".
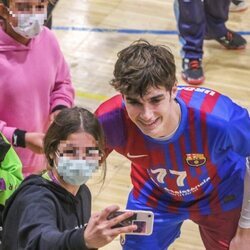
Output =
[
  {"x1": 95, "y1": 95, "x2": 129, "y2": 147},
  {"x1": 95, "y1": 94, "x2": 126, "y2": 128},
  {"x1": 95, "y1": 94, "x2": 123, "y2": 117},
  {"x1": 177, "y1": 86, "x2": 242, "y2": 122},
  {"x1": 6, "y1": 176, "x2": 58, "y2": 208},
  {"x1": 36, "y1": 27, "x2": 61, "y2": 50}
]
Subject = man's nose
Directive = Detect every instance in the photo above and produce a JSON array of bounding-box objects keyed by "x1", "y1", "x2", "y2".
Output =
[{"x1": 140, "y1": 106, "x2": 153, "y2": 120}]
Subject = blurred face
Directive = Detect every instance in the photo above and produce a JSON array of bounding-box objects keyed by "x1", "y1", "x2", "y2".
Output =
[
  {"x1": 8, "y1": 0, "x2": 47, "y2": 36},
  {"x1": 57, "y1": 132, "x2": 101, "y2": 162},
  {"x1": 9, "y1": 0, "x2": 48, "y2": 15},
  {"x1": 124, "y1": 85, "x2": 178, "y2": 138},
  {"x1": 54, "y1": 131, "x2": 102, "y2": 186}
]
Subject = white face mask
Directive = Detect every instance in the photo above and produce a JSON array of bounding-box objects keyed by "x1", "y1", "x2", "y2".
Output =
[
  {"x1": 57, "y1": 157, "x2": 99, "y2": 186},
  {"x1": 12, "y1": 13, "x2": 47, "y2": 38}
]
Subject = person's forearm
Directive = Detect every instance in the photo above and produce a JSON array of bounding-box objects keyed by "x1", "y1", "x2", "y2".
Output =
[{"x1": 239, "y1": 157, "x2": 250, "y2": 228}]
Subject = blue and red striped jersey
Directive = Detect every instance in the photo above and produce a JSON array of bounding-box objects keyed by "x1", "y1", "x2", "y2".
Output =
[{"x1": 95, "y1": 86, "x2": 250, "y2": 216}]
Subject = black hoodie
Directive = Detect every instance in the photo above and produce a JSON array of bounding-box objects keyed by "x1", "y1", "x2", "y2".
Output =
[{"x1": 2, "y1": 174, "x2": 94, "y2": 250}]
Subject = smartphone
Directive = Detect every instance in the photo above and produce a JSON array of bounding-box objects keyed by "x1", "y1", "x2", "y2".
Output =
[{"x1": 107, "y1": 210, "x2": 154, "y2": 235}]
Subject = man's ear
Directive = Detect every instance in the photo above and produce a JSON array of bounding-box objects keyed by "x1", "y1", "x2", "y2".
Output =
[{"x1": 171, "y1": 82, "x2": 178, "y2": 99}]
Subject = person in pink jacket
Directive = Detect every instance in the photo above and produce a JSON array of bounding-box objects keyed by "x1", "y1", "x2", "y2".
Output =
[{"x1": 0, "y1": 0, "x2": 75, "y2": 176}]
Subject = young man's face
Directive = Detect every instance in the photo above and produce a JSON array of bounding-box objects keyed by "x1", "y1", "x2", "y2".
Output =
[
  {"x1": 123, "y1": 85, "x2": 179, "y2": 138},
  {"x1": 9, "y1": 0, "x2": 47, "y2": 15}
]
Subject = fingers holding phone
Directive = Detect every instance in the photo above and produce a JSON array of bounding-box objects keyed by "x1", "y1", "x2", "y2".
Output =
[
  {"x1": 108, "y1": 210, "x2": 154, "y2": 235},
  {"x1": 83, "y1": 205, "x2": 137, "y2": 249}
]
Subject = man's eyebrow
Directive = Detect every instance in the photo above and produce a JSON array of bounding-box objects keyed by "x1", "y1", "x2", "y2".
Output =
[
  {"x1": 126, "y1": 94, "x2": 165, "y2": 102},
  {"x1": 125, "y1": 96, "x2": 140, "y2": 102},
  {"x1": 149, "y1": 94, "x2": 165, "y2": 100}
]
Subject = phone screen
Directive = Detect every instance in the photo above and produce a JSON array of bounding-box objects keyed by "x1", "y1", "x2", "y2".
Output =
[{"x1": 132, "y1": 220, "x2": 146, "y2": 233}]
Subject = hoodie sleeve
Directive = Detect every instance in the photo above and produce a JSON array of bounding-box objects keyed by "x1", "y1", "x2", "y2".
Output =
[
  {"x1": 49, "y1": 33, "x2": 75, "y2": 113},
  {"x1": 0, "y1": 121, "x2": 16, "y2": 145},
  {"x1": 3, "y1": 184, "x2": 91, "y2": 250},
  {"x1": 0, "y1": 133, "x2": 23, "y2": 206}
]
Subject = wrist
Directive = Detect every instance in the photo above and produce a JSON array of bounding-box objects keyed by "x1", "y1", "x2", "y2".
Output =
[
  {"x1": 237, "y1": 226, "x2": 250, "y2": 233},
  {"x1": 12, "y1": 129, "x2": 27, "y2": 148},
  {"x1": 83, "y1": 226, "x2": 97, "y2": 250},
  {"x1": 51, "y1": 105, "x2": 67, "y2": 113}
]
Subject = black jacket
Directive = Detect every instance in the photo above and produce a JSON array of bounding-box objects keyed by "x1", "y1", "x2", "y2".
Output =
[{"x1": 2, "y1": 175, "x2": 92, "y2": 250}]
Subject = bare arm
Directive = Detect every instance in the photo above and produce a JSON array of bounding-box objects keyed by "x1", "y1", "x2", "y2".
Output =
[{"x1": 230, "y1": 157, "x2": 250, "y2": 250}]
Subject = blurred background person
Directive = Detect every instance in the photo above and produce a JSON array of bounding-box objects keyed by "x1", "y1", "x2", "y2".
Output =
[
  {"x1": 45, "y1": 0, "x2": 59, "y2": 29},
  {"x1": 0, "y1": 0, "x2": 74, "y2": 176},
  {"x1": 0, "y1": 132, "x2": 23, "y2": 250},
  {"x1": 174, "y1": 0, "x2": 247, "y2": 85}
]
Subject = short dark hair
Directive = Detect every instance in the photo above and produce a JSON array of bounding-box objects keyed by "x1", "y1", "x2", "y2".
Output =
[{"x1": 110, "y1": 39, "x2": 177, "y2": 97}]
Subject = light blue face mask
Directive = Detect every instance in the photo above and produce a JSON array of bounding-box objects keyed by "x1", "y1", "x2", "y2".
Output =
[
  {"x1": 12, "y1": 13, "x2": 47, "y2": 38},
  {"x1": 57, "y1": 157, "x2": 99, "y2": 186}
]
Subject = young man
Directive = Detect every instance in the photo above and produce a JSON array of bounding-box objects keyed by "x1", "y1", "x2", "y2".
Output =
[
  {"x1": 95, "y1": 40, "x2": 250, "y2": 250},
  {"x1": 174, "y1": 0, "x2": 247, "y2": 85},
  {"x1": 0, "y1": 0, "x2": 74, "y2": 176}
]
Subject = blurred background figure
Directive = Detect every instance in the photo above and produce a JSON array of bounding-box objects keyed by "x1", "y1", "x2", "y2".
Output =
[
  {"x1": 0, "y1": 132, "x2": 23, "y2": 250},
  {"x1": 174, "y1": 0, "x2": 247, "y2": 85},
  {"x1": 45, "y1": 0, "x2": 59, "y2": 29},
  {"x1": 0, "y1": 0, "x2": 74, "y2": 176}
]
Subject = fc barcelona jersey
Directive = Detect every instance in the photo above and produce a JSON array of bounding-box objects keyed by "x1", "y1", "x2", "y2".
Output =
[{"x1": 95, "y1": 86, "x2": 250, "y2": 216}]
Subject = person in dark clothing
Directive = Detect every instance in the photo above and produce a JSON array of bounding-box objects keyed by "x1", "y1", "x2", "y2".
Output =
[
  {"x1": 0, "y1": 132, "x2": 23, "y2": 250},
  {"x1": 2, "y1": 107, "x2": 137, "y2": 250},
  {"x1": 45, "y1": 0, "x2": 59, "y2": 29},
  {"x1": 173, "y1": 0, "x2": 247, "y2": 85}
]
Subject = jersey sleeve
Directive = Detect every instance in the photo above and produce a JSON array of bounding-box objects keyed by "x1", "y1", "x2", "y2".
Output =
[
  {"x1": 225, "y1": 103, "x2": 250, "y2": 156},
  {"x1": 95, "y1": 95, "x2": 127, "y2": 158}
]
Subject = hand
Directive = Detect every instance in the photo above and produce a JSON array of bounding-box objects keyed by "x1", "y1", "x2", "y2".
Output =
[
  {"x1": 84, "y1": 205, "x2": 137, "y2": 249},
  {"x1": 229, "y1": 227, "x2": 250, "y2": 250},
  {"x1": 25, "y1": 132, "x2": 45, "y2": 154},
  {"x1": 49, "y1": 110, "x2": 61, "y2": 124}
]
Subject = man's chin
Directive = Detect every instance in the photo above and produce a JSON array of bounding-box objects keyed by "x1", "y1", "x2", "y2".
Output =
[{"x1": 140, "y1": 128, "x2": 159, "y2": 138}]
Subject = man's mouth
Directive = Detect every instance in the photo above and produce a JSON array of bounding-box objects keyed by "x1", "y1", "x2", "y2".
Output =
[{"x1": 139, "y1": 117, "x2": 160, "y2": 129}]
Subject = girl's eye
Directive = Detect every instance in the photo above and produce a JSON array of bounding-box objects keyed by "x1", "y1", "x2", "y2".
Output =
[
  {"x1": 16, "y1": 3, "x2": 32, "y2": 11},
  {"x1": 36, "y1": 5, "x2": 45, "y2": 11},
  {"x1": 86, "y1": 147, "x2": 100, "y2": 157},
  {"x1": 63, "y1": 149, "x2": 75, "y2": 154}
]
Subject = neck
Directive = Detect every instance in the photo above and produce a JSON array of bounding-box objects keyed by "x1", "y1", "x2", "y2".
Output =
[
  {"x1": 161, "y1": 100, "x2": 181, "y2": 138},
  {"x1": 51, "y1": 169, "x2": 80, "y2": 196}
]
